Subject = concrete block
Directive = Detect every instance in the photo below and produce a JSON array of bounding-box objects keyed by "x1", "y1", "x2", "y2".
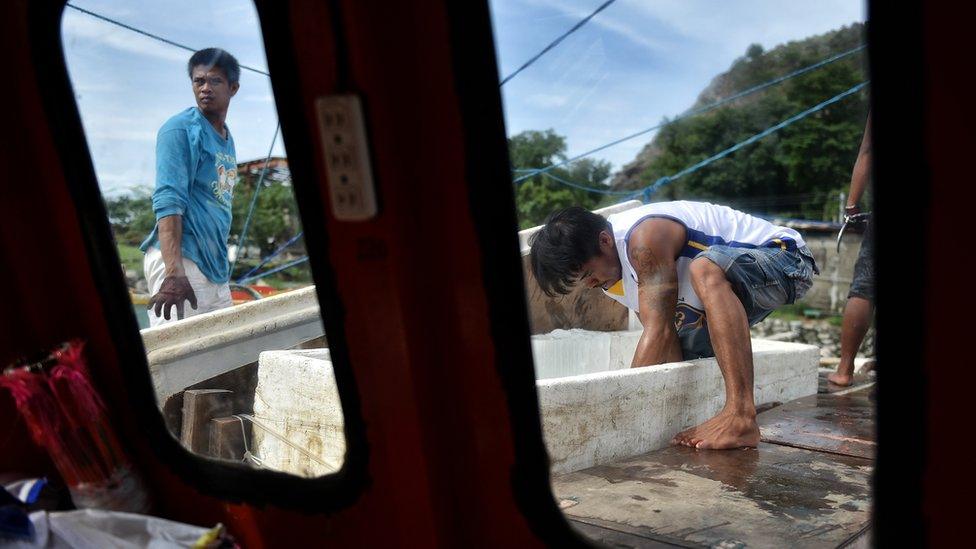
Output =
[
  {"x1": 245, "y1": 331, "x2": 817, "y2": 478},
  {"x1": 251, "y1": 349, "x2": 345, "y2": 477},
  {"x1": 531, "y1": 329, "x2": 642, "y2": 379},
  {"x1": 535, "y1": 332, "x2": 819, "y2": 474}
]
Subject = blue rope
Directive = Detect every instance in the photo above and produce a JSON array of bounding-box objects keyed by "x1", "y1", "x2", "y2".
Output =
[
  {"x1": 628, "y1": 81, "x2": 869, "y2": 202},
  {"x1": 231, "y1": 123, "x2": 281, "y2": 273},
  {"x1": 236, "y1": 231, "x2": 305, "y2": 283},
  {"x1": 535, "y1": 171, "x2": 633, "y2": 195},
  {"x1": 236, "y1": 256, "x2": 310, "y2": 285},
  {"x1": 499, "y1": 0, "x2": 618, "y2": 86},
  {"x1": 65, "y1": 3, "x2": 270, "y2": 77},
  {"x1": 513, "y1": 44, "x2": 866, "y2": 184}
]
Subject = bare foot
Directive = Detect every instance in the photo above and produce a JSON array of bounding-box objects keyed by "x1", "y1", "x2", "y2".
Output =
[
  {"x1": 827, "y1": 371, "x2": 854, "y2": 386},
  {"x1": 670, "y1": 411, "x2": 760, "y2": 450}
]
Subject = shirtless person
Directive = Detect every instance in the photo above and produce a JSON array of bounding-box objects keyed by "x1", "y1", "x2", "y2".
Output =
[
  {"x1": 829, "y1": 114, "x2": 875, "y2": 386},
  {"x1": 530, "y1": 201, "x2": 818, "y2": 449}
]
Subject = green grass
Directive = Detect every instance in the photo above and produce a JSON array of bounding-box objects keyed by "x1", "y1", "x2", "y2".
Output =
[
  {"x1": 117, "y1": 243, "x2": 143, "y2": 274},
  {"x1": 764, "y1": 302, "x2": 842, "y2": 324},
  {"x1": 117, "y1": 244, "x2": 313, "y2": 291}
]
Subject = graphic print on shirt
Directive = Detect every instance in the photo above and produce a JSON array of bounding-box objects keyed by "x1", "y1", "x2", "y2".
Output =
[
  {"x1": 675, "y1": 299, "x2": 706, "y2": 332},
  {"x1": 212, "y1": 151, "x2": 238, "y2": 207}
]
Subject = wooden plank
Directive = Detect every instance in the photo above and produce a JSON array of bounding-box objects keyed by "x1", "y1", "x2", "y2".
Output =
[
  {"x1": 759, "y1": 387, "x2": 875, "y2": 459},
  {"x1": 552, "y1": 443, "x2": 872, "y2": 549},
  {"x1": 210, "y1": 416, "x2": 247, "y2": 461},
  {"x1": 180, "y1": 389, "x2": 233, "y2": 455},
  {"x1": 568, "y1": 516, "x2": 695, "y2": 548}
]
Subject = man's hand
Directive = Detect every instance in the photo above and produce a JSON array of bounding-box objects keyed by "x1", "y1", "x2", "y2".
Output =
[
  {"x1": 148, "y1": 275, "x2": 198, "y2": 321},
  {"x1": 844, "y1": 204, "x2": 861, "y2": 222}
]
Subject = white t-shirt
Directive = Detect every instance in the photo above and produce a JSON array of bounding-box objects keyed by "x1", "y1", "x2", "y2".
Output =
[{"x1": 602, "y1": 201, "x2": 806, "y2": 332}]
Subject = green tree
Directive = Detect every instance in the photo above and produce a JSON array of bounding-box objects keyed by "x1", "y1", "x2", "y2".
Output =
[
  {"x1": 509, "y1": 129, "x2": 612, "y2": 228},
  {"x1": 631, "y1": 26, "x2": 868, "y2": 220},
  {"x1": 231, "y1": 172, "x2": 303, "y2": 258},
  {"x1": 103, "y1": 187, "x2": 157, "y2": 246}
]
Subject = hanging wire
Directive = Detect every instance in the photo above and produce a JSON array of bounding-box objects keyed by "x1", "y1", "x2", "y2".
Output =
[
  {"x1": 499, "y1": 0, "x2": 618, "y2": 86},
  {"x1": 628, "y1": 81, "x2": 869, "y2": 202},
  {"x1": 236, "y1": 231, "x2": 305, "y2": 284},
  {"x1": 513, "y1": 44, "x2": 866, "y2": 183},
  {"x1": 64, "y1": 3, "x2": 270, "y2": 76},
  {"x1": 236, "y1": 256, "x2": 309, "y2": 286},
  {"x1": 231, "y1": 124, "x2": 281, "y2": 274}
]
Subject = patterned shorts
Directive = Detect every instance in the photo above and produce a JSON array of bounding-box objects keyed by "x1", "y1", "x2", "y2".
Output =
[{"x1": 678, "y1": 244, "x2": 819, "y2": 360}]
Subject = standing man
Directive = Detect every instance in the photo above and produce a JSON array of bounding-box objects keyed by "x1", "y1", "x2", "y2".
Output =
[
  {"x1": 530, "y1": 201, "x2": 818, "y2": 449},
  {"x1": 828, "y1": 114, "x2": 874, "y2": 386},
  {"x1": 141, "y1": 48, "x2": 240, "y2": 326}
]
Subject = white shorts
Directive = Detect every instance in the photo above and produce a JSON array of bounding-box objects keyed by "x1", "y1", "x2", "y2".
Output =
[{"x1": 143, "y1": 247, "x2": 232, "y2": 328}]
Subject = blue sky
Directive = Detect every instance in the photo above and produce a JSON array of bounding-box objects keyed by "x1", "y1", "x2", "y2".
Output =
[{"x1": 62, "y1": 0, "x2": 864, "y2": 195}]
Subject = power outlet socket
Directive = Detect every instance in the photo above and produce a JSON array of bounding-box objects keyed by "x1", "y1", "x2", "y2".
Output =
[{"x1": 314, "y1": 95, "x2": 378, "y2": 221}]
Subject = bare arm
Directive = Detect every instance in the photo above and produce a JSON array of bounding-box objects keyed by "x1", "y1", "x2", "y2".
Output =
[
  {"x1": 629, "y1": 219, "x2": 685, "y2": 367},
  {"x1": 847, "y1": 113, "x2": 872, "y2": 210},
  {"x1": 148, "y1": 215, "x2": 197, "y2": 320},
  {"x1": 157, "y1": 215, "x2": 186, "y2": 277}
]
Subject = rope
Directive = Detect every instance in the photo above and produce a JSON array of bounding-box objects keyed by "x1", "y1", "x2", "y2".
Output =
[
  {"x1": 236, "y1": 231, "x2": 305, "y2": 283},
  {"x1": 231, "y1": 123, "x2": 281, "y2": 273},
  {"x1": 499, "y1": 0, "x2": 618, "y2": 86},
  {"x1": 237, "y1": 414, "x2": 339, "y2": 470},
  {"x1": 236, "y1": 256, "x2": 309, "y2": 285},
  {"x1": 628, "y1": 81, "x2": 869, "y2": 202},
  {"x1": 536, "y1": 171, "x2": 633, "y2": 195},
  {"x1": 64, "y1": 3, "x2": 270, "y2": 77},
  {"x1": 513, "y1": 44, "x2": 866, "y2": 183},
  {"x1": 233, "y1": 415, "x2": 264, "y2": 467}
]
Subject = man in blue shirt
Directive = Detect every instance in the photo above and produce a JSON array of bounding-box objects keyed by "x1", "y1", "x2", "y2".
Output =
[{"x1": 141, "y1": 48, "x2": 240, "y2": 326}]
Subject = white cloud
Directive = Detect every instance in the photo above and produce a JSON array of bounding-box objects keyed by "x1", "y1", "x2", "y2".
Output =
[
  {"x1": 241, "y1": 94, "x2": 275, "y2": 104},
  {"x1": 61, "y1": 11, "x2": 189, "y2": 64},
  {"x1": 523, "y1": 0, "x2": 672, "y2": 54},
  {"x1": 526, "y1": 93, "x2": 570, "y2": 108}
]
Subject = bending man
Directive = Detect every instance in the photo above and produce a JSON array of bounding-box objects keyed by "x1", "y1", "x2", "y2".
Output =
[{"x1": 530, "y1": 201, "x2": 818, "y2": 449}]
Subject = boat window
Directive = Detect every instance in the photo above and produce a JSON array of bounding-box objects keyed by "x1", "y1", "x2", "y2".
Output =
[
  {"x1": 488, "y1": 1, "x2": 875, "y2": 546},
  {"x1": 62, "y1": 0, "x2": 345, "y2": 478}
]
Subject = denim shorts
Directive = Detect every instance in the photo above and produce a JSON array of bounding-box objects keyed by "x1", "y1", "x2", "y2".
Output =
[
  {"x1": 848, "y1": 220, "x2": 875, "y2": 301},
  {"x1": 678, "y1": 244, "x2": 819, "y2": 359}
]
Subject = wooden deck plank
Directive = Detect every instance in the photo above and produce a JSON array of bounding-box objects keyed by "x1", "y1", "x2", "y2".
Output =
[
  {"x1": 759, "y1": 387, "x2": 875, "y2": 459},
  {"x1": 553, "y1": 443, "x2": 872, "y2": 548}
]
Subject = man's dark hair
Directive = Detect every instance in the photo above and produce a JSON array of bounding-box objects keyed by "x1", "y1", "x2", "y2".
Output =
[
  {"x1": 529, "y1": 206, "x2": 611, "y2": 297},
  {"x1": 187, "y1": 48, "x2": 241, "y2": 84}
]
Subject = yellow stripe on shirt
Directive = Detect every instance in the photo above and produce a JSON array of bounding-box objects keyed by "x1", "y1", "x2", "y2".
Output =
[{"x1": 605, "y1": 279, "x2": 625, "y2": 296}]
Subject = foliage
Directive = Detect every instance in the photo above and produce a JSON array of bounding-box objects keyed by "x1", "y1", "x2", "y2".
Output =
[
  {"x1": 103, "y1": 164, "x2": 310, "y2": 283},
  {"x1": 116, "y1": 243, "x2": 144, "y2": 275},
  {"x1": 230, "y1": 172, "x2": 303, "y2": 257},
  {"x1": 633, "y1": 24, "x2": 870, "y2": 220},
  {"x1": 509, "y1": 129, "x2": 612, "y2": 228},
  {"x1": 104, "y1": 187, "x2": 156, "y2": 246}
]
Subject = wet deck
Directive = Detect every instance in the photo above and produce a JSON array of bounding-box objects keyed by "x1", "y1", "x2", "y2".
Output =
[{"x1": 552, "y1": 383, "x2": 875, "y2": 548}]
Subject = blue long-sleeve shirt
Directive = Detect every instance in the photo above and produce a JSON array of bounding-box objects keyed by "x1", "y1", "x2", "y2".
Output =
[{"x1": 140, "y1": 107, "x2": 237, "y2": 283}]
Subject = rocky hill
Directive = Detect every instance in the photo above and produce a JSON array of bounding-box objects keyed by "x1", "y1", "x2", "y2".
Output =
[{"x1": 610, "y1": 23, "x2": 867, "y2": 192}]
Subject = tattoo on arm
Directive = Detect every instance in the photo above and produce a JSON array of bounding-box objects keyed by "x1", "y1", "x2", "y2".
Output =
[
  {"x1": 630, "y1": 245, "x2": 678, "y2": 315},
  {"x1": 628, "y1": 244, "x2": 682, "y2": 366}
]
